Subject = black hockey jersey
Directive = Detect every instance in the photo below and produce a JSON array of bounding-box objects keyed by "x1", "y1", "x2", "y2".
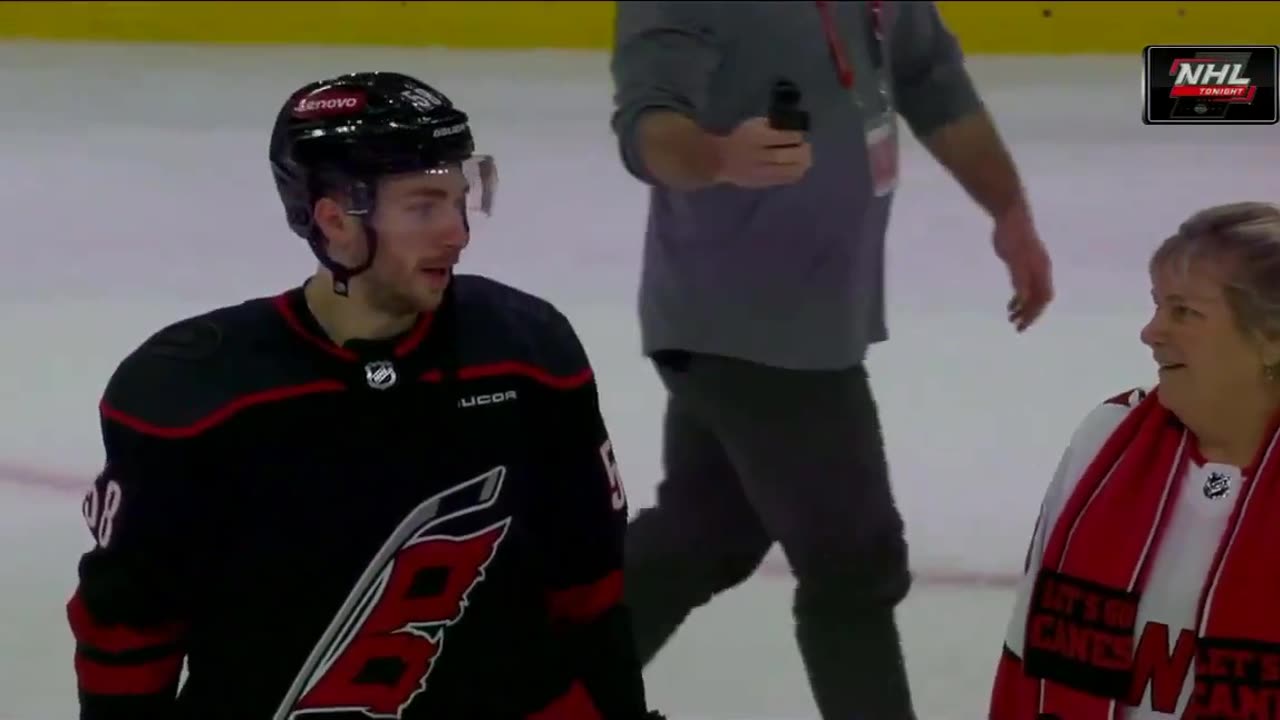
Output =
[{"x1": 68, "y1": 275, "x2": 649, "y2": 719}]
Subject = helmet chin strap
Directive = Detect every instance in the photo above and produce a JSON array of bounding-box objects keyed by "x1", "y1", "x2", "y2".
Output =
[
  {"x1": 329, "y1": 223, "x2": 380, "y2": 297},
  {"x1": 307, "y1": 221, "x2": 379, "y2": 297},
  {"x1": 307, "y1": 179, "x2": 380, "y2": 297}
]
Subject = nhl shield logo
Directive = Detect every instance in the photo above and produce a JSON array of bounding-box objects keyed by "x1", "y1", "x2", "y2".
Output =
[
  {"x1": 364, "y1": 360, "x2": 398, "y2": 390},
  {"x1": 1203, "y1": 471, "x2": 1232, "y2": 500}
]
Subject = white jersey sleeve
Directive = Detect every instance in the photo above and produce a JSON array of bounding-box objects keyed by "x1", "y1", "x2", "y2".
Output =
[
  {"x1": 1001, "y1": 388, "x2": 1147, "y2": 659},
  {"x1": 988, "y1": 388, "x2": 1148, "y2": 720}
]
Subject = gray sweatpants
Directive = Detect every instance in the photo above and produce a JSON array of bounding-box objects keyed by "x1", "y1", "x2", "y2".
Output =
[{"x1": 625, "y1": 351, "x2": 916, "y2": 720}]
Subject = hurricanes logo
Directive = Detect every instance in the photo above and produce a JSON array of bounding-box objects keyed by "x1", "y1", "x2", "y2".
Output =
[{"x1": 274, "y1": 467, "x2": 510, "y2": 719}]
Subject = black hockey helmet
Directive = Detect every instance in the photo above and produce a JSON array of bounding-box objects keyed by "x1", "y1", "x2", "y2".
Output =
[{"x1": 269, "y1": 71, "x2": 497, "y2": 294}]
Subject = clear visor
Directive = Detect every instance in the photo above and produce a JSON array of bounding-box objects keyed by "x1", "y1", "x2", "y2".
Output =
[
  {"x1": 350, "y1": 154, "x2": 498, "y2": 236},
  {"x1": 460, "y1": 154, "x2": 498, "y2": 216},
  {"x1": 398, "y1": 154, "x2": 497, "y2": 214}
]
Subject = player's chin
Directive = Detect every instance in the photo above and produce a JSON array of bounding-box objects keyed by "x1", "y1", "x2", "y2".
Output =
[{"x1": 407, "y1": 273, "x2": 449, "y2": 311}]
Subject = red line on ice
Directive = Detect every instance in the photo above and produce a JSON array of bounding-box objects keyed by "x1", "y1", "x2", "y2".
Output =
[{"x1": 0, "y1": 460, "x2": 1019, "y2": 588}]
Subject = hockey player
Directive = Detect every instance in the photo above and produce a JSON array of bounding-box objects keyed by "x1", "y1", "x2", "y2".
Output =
[{"x1": 67, "y1": 71, "x2": 658, "y2": 720}]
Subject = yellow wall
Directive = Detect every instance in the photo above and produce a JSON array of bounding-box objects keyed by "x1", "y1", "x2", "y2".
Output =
[
  {"x1": 0, "y1": 1, "x2": 1277, "y2": 54},
  {"x1": 936, "y1": 2, "x2": 1280, "y2": 54}
]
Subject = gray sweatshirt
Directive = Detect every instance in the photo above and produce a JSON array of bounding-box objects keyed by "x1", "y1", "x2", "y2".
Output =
[{"x1": 611, "y1": 1, "x2": 982, "y2": 370}]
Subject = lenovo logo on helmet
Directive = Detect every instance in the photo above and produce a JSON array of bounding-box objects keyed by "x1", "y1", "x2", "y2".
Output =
[{"x1": 292, "y1": 89, "x2": 367, "y2": 119}]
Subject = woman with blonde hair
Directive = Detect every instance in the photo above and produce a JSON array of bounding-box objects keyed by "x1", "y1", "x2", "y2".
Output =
[{"x1": 989, "y1": 201, "x2": 1280, "y2": 720}]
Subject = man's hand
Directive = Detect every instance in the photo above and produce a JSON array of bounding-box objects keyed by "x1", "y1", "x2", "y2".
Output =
[
  {"x1": 993, "y1": 202, "x2": 1053, "y2": 333},
  {"x1": 712, "y1": 117, "x2": 812, "y2": 188}
]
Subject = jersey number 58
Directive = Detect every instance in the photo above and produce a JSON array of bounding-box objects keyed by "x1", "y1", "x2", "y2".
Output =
[{"x1": 82, "y1": 478, "x2": 123, "y2": 549}]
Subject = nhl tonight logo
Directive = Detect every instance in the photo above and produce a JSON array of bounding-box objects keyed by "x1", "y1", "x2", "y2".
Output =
[{"x1": 1142, "y1": 45, "x2": 1279, "y2": 125}]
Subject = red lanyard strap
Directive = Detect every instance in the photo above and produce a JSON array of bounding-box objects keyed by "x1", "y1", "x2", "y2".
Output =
[{"x1": 815, "y1": 0, "x2": 883, "y2": 90}]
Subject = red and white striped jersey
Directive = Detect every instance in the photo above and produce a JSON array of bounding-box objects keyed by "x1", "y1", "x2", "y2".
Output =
[{"x1": 995, "y1": 389, "x2": 1249, "y2": 719}]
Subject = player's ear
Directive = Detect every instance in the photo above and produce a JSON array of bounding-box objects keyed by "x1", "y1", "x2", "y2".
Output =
[{"x1": 312, "y1": 194, "x2": 361, "y2": 263}]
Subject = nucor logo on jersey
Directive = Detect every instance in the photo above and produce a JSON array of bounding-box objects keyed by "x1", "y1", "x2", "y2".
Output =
[
  {"x1": 292, "y1": 90, "x2": 367, "y2": 118},
  {"x1": 458, "y1": 390, "x2": 516, "y2": 408}
]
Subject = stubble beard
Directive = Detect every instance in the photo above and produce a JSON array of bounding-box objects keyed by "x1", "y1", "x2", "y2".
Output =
[{"x1": 367, "y1": 272, "x2": 443, "y2": 316}]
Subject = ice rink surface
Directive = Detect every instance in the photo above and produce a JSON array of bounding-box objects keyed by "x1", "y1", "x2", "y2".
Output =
[{"x1": 0, "y1": 40, "x2": 1276, "y2": 719}]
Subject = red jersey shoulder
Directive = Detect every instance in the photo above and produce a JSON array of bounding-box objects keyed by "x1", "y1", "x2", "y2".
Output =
[
  {"x1": 450, "y1": 274, "x2": 594, "y2": 389},
  {"x1": 100, "y1": 295, "x2": 341, "y2": 438},
  {"x1": 1103, "y1": 387, "x2": 1149, "y2": 409}
]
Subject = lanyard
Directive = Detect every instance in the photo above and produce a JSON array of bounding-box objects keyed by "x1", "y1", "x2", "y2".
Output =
[{"x1": 815, "y1": 0, "x2": 883, "y2": 90}]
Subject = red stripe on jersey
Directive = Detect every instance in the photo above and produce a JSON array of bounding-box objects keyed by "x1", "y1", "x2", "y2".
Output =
[
  {"x1": 988, "y1": 646, "x2": 1040, "y2": 720},
  {"x1": 271, "y1": 293, "x2": 435, "y2": 361},
  {"x1": 526, "y1": 680, "x2": 602, "y2": 720},
  {"x1": 546, "y1": 570, "x2": 623, "y2": 624},
  {"x1": 272, "y1": 294, "x2": 358, "y2": 362},
  {"x1": 67, "y1": 590, "x2": 186, "y2": 654},
  {"x1": 393, "y1": 311, "x2": 435, "y2": 357},
  {"x1": 74, "y1": 650, "x2": 184, "y2": 696},
  {"x1": 452, "y1": 361, "x2": 594, "y2": 390},
  {"x1": 100, "y1": 380, "x2": 346, "y2": 439}
]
